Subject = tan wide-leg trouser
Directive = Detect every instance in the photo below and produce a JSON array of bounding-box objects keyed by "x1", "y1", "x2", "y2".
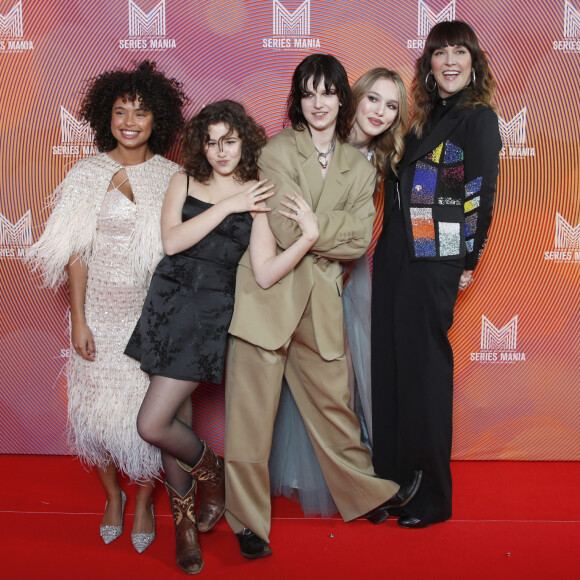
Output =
[{"x1": 224, "y1": 303, "x2": 399, "y2": 543}]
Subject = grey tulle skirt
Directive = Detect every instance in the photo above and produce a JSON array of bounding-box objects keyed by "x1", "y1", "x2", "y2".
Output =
[{"x1": 268, "y1": 255, "x2": 373, "y2": 516}]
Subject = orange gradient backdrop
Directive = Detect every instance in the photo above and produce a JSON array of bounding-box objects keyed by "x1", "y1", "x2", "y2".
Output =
[{"x1": 1, "y1": 0, "x2": 579, "y2": 459}]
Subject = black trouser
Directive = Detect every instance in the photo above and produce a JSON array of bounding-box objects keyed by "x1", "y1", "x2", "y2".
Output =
[{"x1": 371, "y1": 208, "x2": 462, "y2": 522}]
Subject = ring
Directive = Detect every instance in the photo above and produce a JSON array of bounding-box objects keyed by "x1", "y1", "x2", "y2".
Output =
[{"x1": 293, "y1": 195, "x2": 297, "y2": 202}]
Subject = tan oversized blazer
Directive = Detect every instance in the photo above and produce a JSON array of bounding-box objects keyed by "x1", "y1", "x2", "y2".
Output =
[{"x1": 228, "y1": 127, "x2": 376, "y2": 360}]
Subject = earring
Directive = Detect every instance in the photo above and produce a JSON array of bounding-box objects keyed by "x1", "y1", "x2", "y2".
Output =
[
  {"x1": 425, "y1": 71, "x2": 437, "y2": 92},
  {"x1": 471, "y1": 69, "x2": 476, "y2": 85}
]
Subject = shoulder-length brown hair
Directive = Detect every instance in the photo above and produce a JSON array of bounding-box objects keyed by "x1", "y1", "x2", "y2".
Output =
[
  {"x1": 181, "y1": 100, "x2": 267, "y2": 183},
  {"x1": 352, "y1": 68, "x2": 409, "y2": 181},
  {"x1": 411, "y1": 20, "x2": 497, "y2": 137}
]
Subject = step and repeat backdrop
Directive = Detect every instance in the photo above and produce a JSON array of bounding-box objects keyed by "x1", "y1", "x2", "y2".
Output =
[{"x1": 1, "y1": 0, "x2": 579, "y2": 459}]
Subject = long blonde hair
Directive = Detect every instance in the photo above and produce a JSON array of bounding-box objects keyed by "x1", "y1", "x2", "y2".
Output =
[
  {"x1": 411, "y1": 20, "x2": 497, "y2": 137},
  {"x1": 352, "y1": 68, "x2": 409, "y2": 182}
]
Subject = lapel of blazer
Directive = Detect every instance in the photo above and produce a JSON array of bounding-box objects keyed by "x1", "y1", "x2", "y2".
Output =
[
  {"x1": 295, "y1": 129, "x2": 320, "y2": 208},
  {"x1": 316, "y1": 138, "x2": 350, "y2": 213},
  {"x1": 400, "y1": 105, "x2": 465, "y2": 173}
]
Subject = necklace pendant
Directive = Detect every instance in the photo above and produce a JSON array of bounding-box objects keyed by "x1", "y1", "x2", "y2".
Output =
[{"x1": 314, "y1": 138, "x2": 335, "y2": 169}]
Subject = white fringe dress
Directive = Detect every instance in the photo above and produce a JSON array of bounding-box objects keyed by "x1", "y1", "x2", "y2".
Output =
[{"x1": 27, "y1": 153, "x2": 180, "y2": 482}]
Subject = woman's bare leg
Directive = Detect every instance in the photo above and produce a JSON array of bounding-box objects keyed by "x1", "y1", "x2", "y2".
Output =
[
  {"x1": 96, "y1": 462, "x2": 123, "y2": 526},
  {"x1": 133, "y1": 480, "x2": 155, "y2": 534}
]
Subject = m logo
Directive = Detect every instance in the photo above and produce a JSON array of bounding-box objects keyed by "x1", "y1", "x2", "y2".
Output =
[
  {"x1": 0, "y1": 0, "x2": 23, "y2": 37},
  {"x1": 555, "y1": 212, "x2": 580, "y2": 249},
  {"x1": 129, "y1": 0, "x2": 166, "y2": 37},
  {"x1": 273, "y1": 0, "x2": 310, "y2": 36},
  {"x1": 60, "y1": 107, "x2": 94, "y2": 144},
  {"x1": 0, "y1": 210, "x2": 32, "y2": 246},
  {"x1": 417, "y1": 0, "x2": 455, "y2": 37},
  {"x1": 564, "y1": 0, "x2": 580, "y2": 37},
  {"x1": 481, "y1": 315, "x2": 518, "y2": 351},
  {"x1": 498, "y1": 108, "x2": 526, "y2": 146}
]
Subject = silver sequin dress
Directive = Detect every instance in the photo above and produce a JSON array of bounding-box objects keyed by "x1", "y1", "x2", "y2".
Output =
[
  {"x1": 67, "y1": 188, "x2": 161, "y2": 481},
  {"x1": 27, "y1": 153, "x2": 180, "y2": 482}
]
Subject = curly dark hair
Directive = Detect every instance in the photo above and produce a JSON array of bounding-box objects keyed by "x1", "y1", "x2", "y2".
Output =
[
  {"x1": 182, "y1": 100, "x2": 267, "y2": 183},
  {"x1": 287, "y1": 54, "x2": 353, "y2": 142},
  {"x1": 411, "y1": 20, "x2": 497, "y2": 137},
  {"x1": 79, "y1": 61, "x2": 186, "y2": 154}
]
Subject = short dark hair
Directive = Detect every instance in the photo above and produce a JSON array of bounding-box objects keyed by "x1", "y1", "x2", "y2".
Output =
[
  {"x1": 182, "y1": 100, "x2": 267, "y2": 183},
  {"x1": 287, "y1": 53, "x2": 353, "y2": 142},
  {"x1": 79, "y1": 61, "x2": 186, "y2": 154}
]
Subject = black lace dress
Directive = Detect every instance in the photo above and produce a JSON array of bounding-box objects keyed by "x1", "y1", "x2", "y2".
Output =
[{"x1": 125, "y1": 194, "x2": 252, "y2": 383}]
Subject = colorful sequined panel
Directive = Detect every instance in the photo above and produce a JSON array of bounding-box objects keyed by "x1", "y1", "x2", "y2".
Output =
[
  {"x1": 439, "y1": 221, "x2": 461, "y2": 256},
  {"x1": 464, "y1": 196, "x2": 480, "y2": 212},
  {"x1": 411, "y1": 161, "x2": 437, "y2": 204},
  {"x1": 464, "y1": 176, "x2": 483, "y2": 251},
  {"x1": 465, "y1": 213, "x2": 478, "y2": 237},
  {"x1": 411, "y1": 207, "x2": 436, "y2": 257},
  {"x1": 410, "y1": 140, "x2": 469, "y2": 259},
  {"x1": 465, "y1": 176, "x2": 482, "y2": 198},
  {"x1": 441, "y1": 165, "x2": 464, "y2": 201},
  {"x1": 443, "y1": 141, "x2": 464, "y2": 164},
  {"x1": 425, "y1": 141, "x2": 444, "y2": 163}
]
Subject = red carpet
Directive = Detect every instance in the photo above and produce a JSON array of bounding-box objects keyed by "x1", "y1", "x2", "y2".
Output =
[{"x1": 1, "y1": 456, "x2": 579, "y2": 579}]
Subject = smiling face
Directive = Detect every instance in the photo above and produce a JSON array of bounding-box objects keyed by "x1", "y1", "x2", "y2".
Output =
[
  {"x1": 204, "y1": 122, "x2": 242, "y2": 177},
  {"x1": 353, "y1": 77, "x2": 400, "y2": 141},
  {"x1": 430, "y1": 44, "x2": 473, "y2": 99},
  {"x1": 300, "y1": 76, "x2": 340, "y2": 135},
  {"x1": 110, "y1": 96, "x2": 153, "y2": 150}
]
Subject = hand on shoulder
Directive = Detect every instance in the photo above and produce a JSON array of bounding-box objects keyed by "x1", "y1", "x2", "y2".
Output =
[{"x1": 223, "y1": 180, "x2": 275, "y2": 215}]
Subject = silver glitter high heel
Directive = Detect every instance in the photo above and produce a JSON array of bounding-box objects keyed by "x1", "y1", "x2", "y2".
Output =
[
  {"x1": 100, "y1": 490, "x2": 126, "y2": 545},
  {"x1": 131, "y1": 504, "x2": 155, "y2": 554}
]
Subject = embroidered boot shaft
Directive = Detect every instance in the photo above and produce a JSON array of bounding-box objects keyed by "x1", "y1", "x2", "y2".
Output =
[
  {"x1": 177, "y1": 440, "x2": 225, "y2": 532},
  {"x1": 165, "y1": 481, "x2": 203, "y2": 575}
]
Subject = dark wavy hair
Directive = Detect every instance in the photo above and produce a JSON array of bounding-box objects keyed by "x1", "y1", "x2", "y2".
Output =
[
  {"x1": 287, "y1": 53, "x2": 353, "y2": 142},
  {"x1": 411, "y1": 20, "x2": 497, "y2": 137},
  {"x1": 182, "y1": 100, "x2": 267, "y2": 183},
  {"x1": 79, "y1": 61, "x2": 186, "y2": 154}
]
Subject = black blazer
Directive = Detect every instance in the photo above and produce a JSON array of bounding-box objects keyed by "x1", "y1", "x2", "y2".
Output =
[{"x1": 389, "y1": 101, "x2": 502, "y2": 271}]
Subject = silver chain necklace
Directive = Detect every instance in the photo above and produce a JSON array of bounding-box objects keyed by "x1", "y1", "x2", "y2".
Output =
[{"x1": 314, "y1": 139, "x2": 336, "y2": 169}]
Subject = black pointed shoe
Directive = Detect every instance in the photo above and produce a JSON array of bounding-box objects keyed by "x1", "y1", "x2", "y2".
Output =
[
  {"x1": 235, "y1": 528, "x2": 272, "y2": 559},
  {"x1": 365, "y1": 470, "x2": 423, "y2": 523},
  {"x1": 398, "y1": 515, "x2": 445, "y2": 529},
  {"x1": 384, "y1": 469, "x2": 423, "y2": 509}
]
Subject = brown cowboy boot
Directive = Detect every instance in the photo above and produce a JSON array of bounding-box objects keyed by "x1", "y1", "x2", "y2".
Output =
[
  {"x1": 177, "y1": 441, "x2": 225, "y2": 532},
  {"x1": 165, "y1": 481, "x2": 203, "y2": 575}
]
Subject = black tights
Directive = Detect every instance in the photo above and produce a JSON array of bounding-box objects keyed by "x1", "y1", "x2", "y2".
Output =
[{"x1": 137, "y1": 376, "x2": 203, "y2": 496}]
